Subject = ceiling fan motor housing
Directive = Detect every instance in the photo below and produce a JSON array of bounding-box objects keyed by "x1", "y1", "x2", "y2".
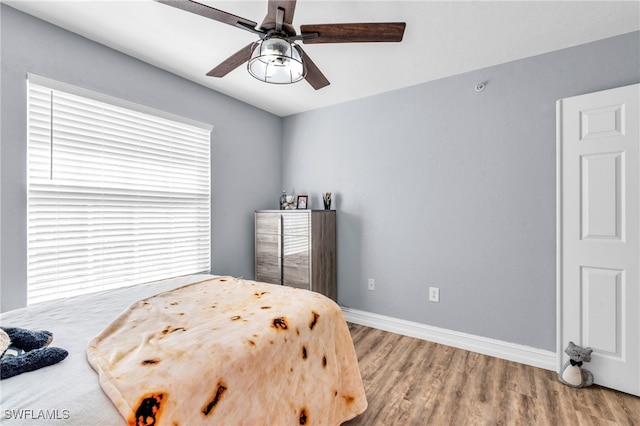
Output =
[{"x1": 259, "y1": 18, "x2": 297, "y2": 38}]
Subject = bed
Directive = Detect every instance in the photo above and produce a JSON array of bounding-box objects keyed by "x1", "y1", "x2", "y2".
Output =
[{"x1": 0, "y1": 274, "x2": 367, "y2": 425}]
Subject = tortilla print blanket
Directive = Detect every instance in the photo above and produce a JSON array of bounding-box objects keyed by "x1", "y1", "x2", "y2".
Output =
[{"x1": 87, "y1": 276, "x2": 367, "y2": 425}]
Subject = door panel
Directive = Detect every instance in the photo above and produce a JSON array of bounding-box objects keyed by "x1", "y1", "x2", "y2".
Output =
[
  {"x1": 580, "y1": 152, "x2": 623, "y2": 240},
  {"x1": 283, "y1": 234, "x2": 309, "y2": 288},
  {"x1": 558, "y1": 83, "x2": 639, "y2": 396},
  {"x1": 282, "y1": 212, "x2": 309, "y2": 235},
  {"x1": 256, "y1": 213, "x2": 281, "y2": 235},
  {"x1": 255, "y1": 233, "x2": 280, "y2": 284},
  {"x1": 581, "y1": 266, "x2": 622, "y2": 354}
]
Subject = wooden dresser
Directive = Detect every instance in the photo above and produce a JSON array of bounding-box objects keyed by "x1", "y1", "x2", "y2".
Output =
[{"x1": 255, "y1": 210, "x2": 336, "y2": 301}]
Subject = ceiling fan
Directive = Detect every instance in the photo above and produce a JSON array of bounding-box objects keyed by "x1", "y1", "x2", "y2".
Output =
[{"x1": 156, "y1": 0, "x2": 406, "y2": 89}]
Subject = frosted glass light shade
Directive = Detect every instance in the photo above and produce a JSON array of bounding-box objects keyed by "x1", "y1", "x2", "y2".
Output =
[{"x1": 248, "y1": 37, "x2": 305, "y2": 84}]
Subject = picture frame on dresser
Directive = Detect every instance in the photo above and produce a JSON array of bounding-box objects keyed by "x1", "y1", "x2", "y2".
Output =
[{"x1": 296, "y1": 195, "x2": 308, "y2": 209}]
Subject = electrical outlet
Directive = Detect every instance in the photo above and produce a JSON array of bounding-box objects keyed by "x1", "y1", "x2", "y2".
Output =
[
  {"x1": 429, "y1": 287, "x2": 440, "y2": 303},
  {"x1": 368, "y1": 278, "x2": 375, "y2": 291}
]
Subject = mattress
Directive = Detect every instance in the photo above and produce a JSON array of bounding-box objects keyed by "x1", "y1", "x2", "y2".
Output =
[{"x1": 0, "y1": 274, "x2": 366, "y2": 425}]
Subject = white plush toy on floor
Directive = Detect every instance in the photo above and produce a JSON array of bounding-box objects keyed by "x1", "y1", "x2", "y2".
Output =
[{"x1": 558, "y1": 341, "x2": 594, "y2": 388}]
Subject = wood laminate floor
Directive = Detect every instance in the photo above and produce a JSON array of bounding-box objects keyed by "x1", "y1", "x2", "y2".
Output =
[{"x1": 344, "y1": 323, "x2": 640, "y2": 426}]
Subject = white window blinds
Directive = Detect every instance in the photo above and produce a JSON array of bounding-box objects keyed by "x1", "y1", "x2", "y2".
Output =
[{"x1": 27, "y1": 76, "x2": 212, "y2": 304}]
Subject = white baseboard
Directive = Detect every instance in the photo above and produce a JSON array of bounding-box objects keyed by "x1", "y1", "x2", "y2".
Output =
[{"x1": 341, "y1": 307, "x2": 557, "y2": 372}]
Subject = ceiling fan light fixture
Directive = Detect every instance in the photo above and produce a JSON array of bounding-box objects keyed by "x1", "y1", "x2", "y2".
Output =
[{"x1": 248, "y1": 36, "x2": 305, "y2": 84}]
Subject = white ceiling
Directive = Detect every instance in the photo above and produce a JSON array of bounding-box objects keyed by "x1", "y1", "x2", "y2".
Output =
[{"x1": 5, "y1": 0, "x2": 640, "y2": 117}]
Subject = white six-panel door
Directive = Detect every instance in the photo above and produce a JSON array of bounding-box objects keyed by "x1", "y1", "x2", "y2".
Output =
[{"x1": 558, "y1": 83, "x2": 639, "y2": 396}]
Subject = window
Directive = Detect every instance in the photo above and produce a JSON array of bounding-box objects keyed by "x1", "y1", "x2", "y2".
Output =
[{"x1": 27, "y1": 75, "x2": 212, "y2": 304}]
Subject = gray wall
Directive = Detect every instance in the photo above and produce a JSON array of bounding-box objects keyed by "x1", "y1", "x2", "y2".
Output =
[
  {"x1": 282, "y1": 31, "x2": 640, "y2": 351},
  {"x1": 0, "y1": 5, "x2": 282, "y2": 311}
]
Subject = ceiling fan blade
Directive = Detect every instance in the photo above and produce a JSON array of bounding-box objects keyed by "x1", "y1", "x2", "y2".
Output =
[
  {"x1": 294, "y1": 45, "x2": 330, "y2": 90},
  {"x1": 300, "y1": 22, "x2": 406, "y2": 44},
  {"x1": 157, "y1": 0, "x2": 261, "y2": 35},
  {"x1": 206, "y1": 43, "x2": 254, "y2": 78}
]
